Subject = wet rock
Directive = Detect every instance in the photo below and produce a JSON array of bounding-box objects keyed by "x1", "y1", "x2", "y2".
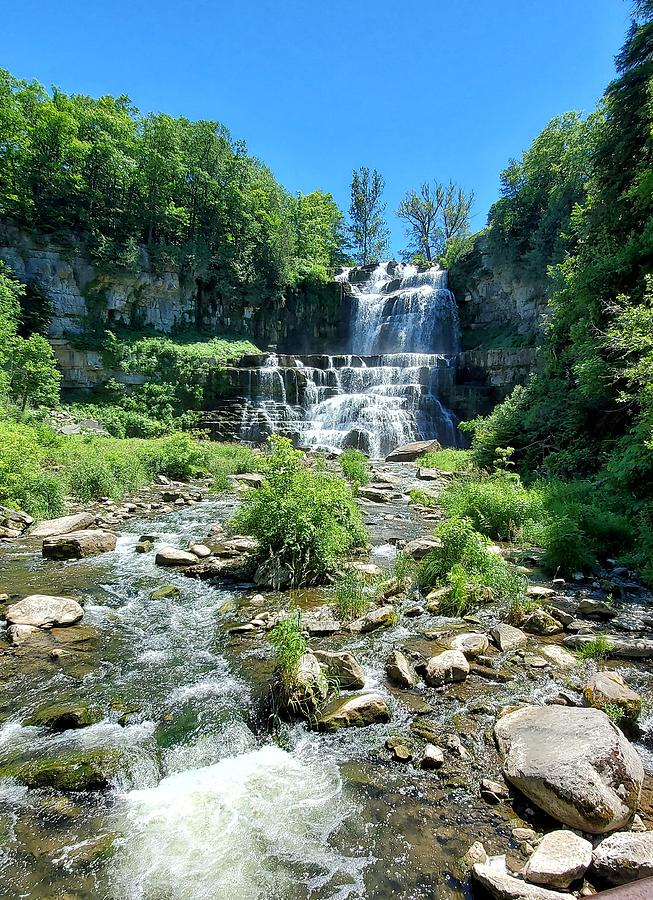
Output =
[
  {"x1": 357, "y1": 485, "x2": 398, "y2": 503},
  {"x1": 420, "y1": 743, "x2": 444, "y2": 769},
  {"x1": 349, "y1": 604, "x2": 397, "y2": 633},
  {"x1": 31, "y1": 512, "x2": 95, "y2": 538},
  {"x1": 217, "y1": 536, "x2": 259, "y2": 556},
  {"x1": 135, "y1": 540, "x2": 152, "y2": 553},
  {"x1": 5, "y1": 595, "x2": 83, "y2": 629},
  {"x1": 0, "y1": 748, "x2": 125, "y2": 791},
  {"x1": 385, "y1": 736, "x2": 413, "y2": 761},
  {"x1": 539, "y1": 645, "x2": 577, "y2": 668},
  {"x1": 522, "y1": 610, "x2": 564, "y2": 636},
  {"x1": 523, "y1": 830, "x2": 592, "y2": 889},
  {"x1": 189, "y1": 544, "x2": 211, "y2": 559},
  {"x1": 349, "y1": 562, "x2": 383, "y2": 578},
  {"x1": 592, "y1": 831, "x2": 653, "y2": 884},
  {"x1": 473, "y1": 858, "x2": 575, "y2": 900},
  {"x1": 386, "y1": 440, "x2": 441, "y2": 462},
  {"x1": 42, "y1": 529, "x2": 117, "y2": 560},
  {"x1": 527, "y1": 586, "x2": 556, "y2": 600},
  {"x1": 513, "y1": 828, "x2": 539, "y2": 843},
  {"x1": 491, "y1": 623, "x2": 528, "y2": 651},
  {"x1": 481, "y1": 778, "x2": 511, "y2": 803},
  {"x1": 583, "y1": 672, "x2": 642, "y2": 723},
  {"x1": 547, "y1": 606, "x2": 575, "y2": 627},
  {"x1": 313, "y1": 650, "x2": 365, "y2": 689},
  {"x1": 23, "y1": 702, "x2": 103, "y2": 731},
  {"x1": 563, "y1": 634, "x2": 653, "y2": 659},
  {"x1": 464, "y1": 841, "x2": 489, "y2": 866},
  {"x1": 423, "y1": 650, "x2": 470, "y2": 686},
  {"x1": 7, "y1": 623, "x2": 40, "y2": 644},
  {"x1": 150, "y1": 585, "x2": 180, "y2": 600},
  {"x1": 280, "y1": 652, "x2": 329, "y2": 717},
  {"x1": 301, "y1": 606, "x2": 341, "y2": 635},
  {"x1": 578, "y1": 599, "x2": 618, "y2": 620},
  {"x1": 253, "y1": 557, "x2": 294, "y2": 589},
  {"x1": 403, "y1": 537, "x2": 440, "y2": 560},
  {"x1": 494, "y1": 705, "x2": 644, "y2": 833},
  {"x1": 385, "y1": 649, "x2": 418, "y2": 687},
  {"x1": 451, "y1": 632, "x2": 490, "y2": 658},
  {"x1": 316, "y1": 692, "x2": 390, "y2": 731},
  {"x1": 155, "y1": 546, "x2": 198, "y2": 567},
  {"x1": 234, "y1": 473, "x2": 265, "y2": 488}
]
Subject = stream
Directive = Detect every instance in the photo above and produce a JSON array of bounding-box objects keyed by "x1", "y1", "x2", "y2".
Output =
[{"x1": 1, "y1": 473, "x2": 652, "y2": 900}]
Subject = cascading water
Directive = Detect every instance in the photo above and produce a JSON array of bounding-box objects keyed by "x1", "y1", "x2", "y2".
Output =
[{"x1": 236, "y1": 262, "x2": 462, "y2": 457}]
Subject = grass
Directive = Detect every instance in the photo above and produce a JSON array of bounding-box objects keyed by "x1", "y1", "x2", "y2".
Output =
[
  {"x1": 440, "y1": 472, "x2": 543, "y2": 542},
  {"x1": 333, "y1": 570, "x2": 372, "y2": 623},
  {"x1": 576, "y1": 635, "x2": 613, "y2": 662},
  {"x1": 268, "y1": 609, "x2": 308, "y2": 678},
  {"x1": 409, "y1": 488, "x2": 440, "y2": 507},
  {"x1": 418, "y1": 449, "x2": 472, "y2": 473},
  {"x1": 339, "y1": 449, "x2": 370, "y2": 488}
]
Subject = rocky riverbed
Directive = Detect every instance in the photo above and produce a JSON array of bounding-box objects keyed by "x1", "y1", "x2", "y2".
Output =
[{"x1": 1, "y1": 457, "x2": 652, "y2": 899}]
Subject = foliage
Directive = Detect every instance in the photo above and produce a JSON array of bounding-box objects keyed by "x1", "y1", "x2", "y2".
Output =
[
  {"x1": 230, "y1": 436, "x2": 368, "y2": 587},
  {"x1": 268, "y1": 609, "x2": 308, "y2": 678},
  {"x1": 440, "y1": 472, "x2": 544, "y2": 541},
  {"x1": 333, "y1": 570, "x2": 372, "y2": 623},
  {"x1": 396, "y1": 180, "x2": 474, "y2": 264},
  {"x1": 417, "y1": 448, "x2": 472, "y2": 472},
  {"x1": 602, "y1": 703, "x2": 625, "y2": 725},
  {"x1": 0, "y1": 263, "x2": 23, "y2": 397},
  {"x1": 576, "y1": 635, "x2": 613, "y2": 662},
  {"x1": 7, "y1": 333, "x2": 61, "y2": 411},
  {"x1": 347, "y1": 166, "x2": 388, "y2": 265},
  {"x1": 339, "y1": 448, "x2": 370, "y2": 487},
  {"x1": 409, "y1": 487, "x2": 439, "y2": 507},
  {"x1": 394, "y1": 551, "x2": 416, "y2": 589},
  {"x1": 419, "y1": 517, "x2": 525, "y2": 607}
]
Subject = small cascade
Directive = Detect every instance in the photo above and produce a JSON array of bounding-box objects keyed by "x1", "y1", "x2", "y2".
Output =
[{"x1": 212, "y1": 262, "x2": 463, "y2": 457}]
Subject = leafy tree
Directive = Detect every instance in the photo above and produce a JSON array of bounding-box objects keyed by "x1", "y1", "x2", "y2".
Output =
[
  {"x1": 397, "y1": 180, "x2": 474, "y2": 263},
  {"x1": 0, "y1": 263, "x2": 22, "y2": 396},
  {"x1": 8, "y1": 333, "x2": 61, "y2": 411},
  {"x1": 347, "y1": 166, "x2": 388, "y2": 265},
  {"x1": 289, "y1": 190, "x2": 346, "y2": 280}
]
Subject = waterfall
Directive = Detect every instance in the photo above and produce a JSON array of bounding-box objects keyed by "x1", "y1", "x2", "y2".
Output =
[{"x1": 235, "y1": 262, "x2": 462, "y2": 457}]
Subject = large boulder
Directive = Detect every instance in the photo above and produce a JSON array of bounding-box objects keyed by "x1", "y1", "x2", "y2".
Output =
[
  {"x1": 491, "y1": 623, "x2": 528, "y2": 652},
  {"x1": 31, "y1": 512, "x2": 95, "y2": 539},
  {"x1": 357, "y1": 485, "x2": 399, "y2": 503},
  {"x1": 583, "y1": 671, "x2": 642, "y2": 723},
  {"x1": 5, "y1": 595, "x2": 83, "y2": 629},
  {"x1": 385, "y1": 440, "x2": 441, "y2": 462},
  {"x1": 494, "y1": 706, "x2": 644, "y2": 834},
  {"x1": 592, "y1": 831, "x2": 653, "y2": 884},
  {"x1": 473, "y1": 859, "x2": 575, "y2": 900},
  {"x1": 349, "y1": 605, "x2": 397, "y2": 633},
  {"x1": 385, "y1": 649, "x2": 418, "y2": 688},
  {"x1": 451, "y1": 632, "x2": 490, "y2": 658},
  {"x1": 155, "y1": 546, "x2": 199, "y2": 567},
  {"x1": 313, "y1": 650, "x2": 365, "y2": 689},
  {"x1": 423, "y1": 650, "x2": 469, "y2": 686},
  {"x1": 316, "y1": 693, "x2": 390, "y2": 731},
  {"x1": 42, "y1": 529, "x2": 117, "y2": 560},
  {"x1": 403, "y1": 537, "x2": 440, "y2": 560},
  {"x1": 523, "y1": 830, "x2": 592, "y2": 889}
]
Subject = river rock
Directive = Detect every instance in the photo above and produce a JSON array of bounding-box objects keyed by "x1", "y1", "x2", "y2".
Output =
[
  {"x1": 190, "y1": 544, "x2": 212, "y2": 559},
  {"x1": 421, "y1": 743, "x2": 444, "y2": 769},
  {"x1": 234, "y1": 473, "x2": 265, "y2": 488},
  {"x1": 301, "y1": 607, "x2": 341, "y2": 636},
  {"x1": 23, "y1": 702, "x2": 103, "y2": 731},
  {"x1": 0, "y1": 748, "x2": 124, "y2": 791},
  {"x1": 583, "y1": 671, "x2": 642, "y2": 723},
  {"x1": 522, "y1": 609, "x2": 564, "y2": 636},
  {"x1": 349, "y1": 605, "x2": 397, "y2": 633},
  {"x1": 313, "y1": 650, "x2": 365, "y2": 689},
  {"x1": 491, "y1": 623, "x2": 528, "y2": 651},
  {"x1": 5, "y1": 595, "x2": 83, "y2": 629},
  {"x1": 592, "y1": 831, "x2": 653, "y2": 884},
  {"x1": 385, "y1": 649, "x2": 418, "y2": 687},
  {"x1": 451, "y1": 632, "x2": 490, "y2": 658},
  {"x1": 7, "y1": 624, "x2": 40, "y2": 645},
  {"x1": 216, "y1": 536, "x2": 259, "y2": 556},
  {"x1": 357, "y1": 486, "x2": 398, "y2": 503},
  {"x1": 282, "y1": 652, "x2": 328, "y2": 717},
  {"x1": 423, "y1": 650, "x2": 470, "y2": 686},
  {"x1": 526, "y1": 586, "x2": 556, "y2": 600},
  {"x1": 31, "y1": 512, "x2": 95, "y2": 538},
  {"x1": 523, "y1": 830, "x2": 592, "y2": 889},
  {"x1": 349, "y1": 562, "x2": 384, "y2": 578},
  {"x1": 403, "y1": 537, "x2": 440, "y2": 560},
  {"x1": 317, "y1": 692, "x2": 390, "y2": 731},
  {"x1": 563, "y1": 634, "x2": 653, "y2": 659},
  {"x1": 473, "y1": 859, "x2": 575, "y2": 900},
  {"x1": 42, "y1": 529, "x2": 117, "y2": 559},
  {"x1": 578, "y1": 598, "x2": 618, "y2": 620},
  {"x1": 385, "y1": 440, "x2": 441, "y2": 462},
  {"x1": 494, "y1": 705, "x2": 644, "y2": 833},
  {"x1": 539, "y1": 645, "x2": 577, "y2": 668},
  {"x1": 155, "y1": 546, "x2": 199, "y2": 567}
]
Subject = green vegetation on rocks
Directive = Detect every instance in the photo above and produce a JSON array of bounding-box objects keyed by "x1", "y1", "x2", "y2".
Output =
[{"x1": 338, "y1": 449, "x2": 370, "y2": 488}]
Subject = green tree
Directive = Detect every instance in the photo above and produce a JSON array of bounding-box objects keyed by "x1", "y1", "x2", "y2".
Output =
[
  {"x1": 397, "y1": 180, "x2": 474, "y2": 263},
  {"x1": 0, "y1": 263, "x2": 22, "y2": 397},
  {"x1": 347, "y1": 167, "x2": 388, "y2": 265},
  {"x1": 8, "y1": 334, "x2": 61, "y2": 411}
]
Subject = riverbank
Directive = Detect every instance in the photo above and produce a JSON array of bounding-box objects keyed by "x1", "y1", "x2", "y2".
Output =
[{"x1": 1, "y1": 447, "x2": 651, "y2": 898}]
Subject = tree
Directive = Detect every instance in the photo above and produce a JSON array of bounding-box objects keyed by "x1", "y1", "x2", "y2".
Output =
[
  {"x1": 8, "y1": 334, "x2": 61, "y2": 411},
  {"x1": 397, "y1": 180, "x2": 474, "y2": 264},
  {"x1": 347, "y1": 167, "x2": 388, "y2": 265},
  {"x1": 289, "y1": 190, "x2": 346, "y2": 280},
  {"x1": 0, "y1": 263, "x2": 23, "y2": 398}
]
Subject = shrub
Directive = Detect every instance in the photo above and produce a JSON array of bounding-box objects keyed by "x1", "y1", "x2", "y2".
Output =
[
  {"x1": 576, "y1": 635, "x2": 613, "y2": 662},
  {"x1": 339, "y1": 449, "x2": 370, "y2": 487},
  {"x1": 230, "y1": 436, "x2": 368, "y2": 587},
  {"x1": 409, "y1": 488, "x2": 439, "y2": 507},
  {"x1": 419, "y1": 517, "x2": 525, "y2": 608},
  {"x1": 417, "y1": 449, "x2": 472, "y2": 473},
  {"x1": 440, "y1": 473, "x2": 543, "y2": 541},
  {"x1": 269, "y1": 610, "x2": 308, "y2": 678},
  {"x1": 334, "y1": 570, "x2": 371, "y2": 623}
]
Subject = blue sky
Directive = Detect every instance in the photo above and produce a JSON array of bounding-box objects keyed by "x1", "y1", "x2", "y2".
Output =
[{"x1": 1, "y1": 0, "x2": 630, "y2": 255}]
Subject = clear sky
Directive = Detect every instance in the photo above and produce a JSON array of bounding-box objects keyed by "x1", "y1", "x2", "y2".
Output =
[{"x1": 1, "y1": 0, "x2": 630, "y2": 255}]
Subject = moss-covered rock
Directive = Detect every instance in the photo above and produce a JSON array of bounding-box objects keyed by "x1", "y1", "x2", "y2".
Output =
[
  {"x1": 0, "y1": 748, "x2": 124, "y2": 791},
  {"x1": 23, "y1": 702, "x2": 103, "y2": 731}
]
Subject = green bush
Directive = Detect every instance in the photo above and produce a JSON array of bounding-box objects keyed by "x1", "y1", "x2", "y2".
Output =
[
  {"x1": 339, "y1": 449, "x2": 370, "y2": 487},
  {"x1": 440, "y1": 472, "x2": 543, "y2": 542},
  {"x1": 269, "y1": 610, "x2": 308, "y2": 678},
  {"x1": 230, "y1": 436, "x2": 368, "y2": 587},
  {"x1": 417, "y1": 449, "x2": 472, "y2": 472},
  {"x1": 576, "y1": 635, "x2": 613, "y2": 662},
  {"x1": 419, "y1": 517, "x2": 525, "y2": 608},
  {"x1": 333, "y1": 570, "x2": 371, "y2": 623}
]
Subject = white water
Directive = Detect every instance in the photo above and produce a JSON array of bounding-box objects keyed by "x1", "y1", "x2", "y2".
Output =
[{"x1": 239, "y1": 263, "x2": 462, "y2": 457}]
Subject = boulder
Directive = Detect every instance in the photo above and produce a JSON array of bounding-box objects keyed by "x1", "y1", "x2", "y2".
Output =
[
  {"x1": 0, "y1": 748, "x2": 124, "y2": 791},
  {"x1": 451, "y1": 632, "x2": 490, "y2": 658},
  {"x1": 423, "y1": 650, "x2": 470, "y2": 687},
  {"x1": 149, "y1": 585, "x2": 181, "y2": 600},
  {"x1": 301, "y1": 607, "x2": 341, "y2": 636},
  {"x1": 5, "y1": 595, "x2": 83, "y2": 629},
  {"x1": 526, "y1": 586, "x2": 556, "y2": 600},
  {"x1": 234, "y1": 473, "x2": 265, "y2": 488},
  {"x1": 31, "y1": 512, "x2": 95, "y2": 539},
  {"x1": 491, "y1": 623, "x2": 528, "y2": 652},
  {"x1": 522, "y1": 609, "x2": 564, "y2": 636},
  {"x1": 7, "y1": 624, "x2": 39, "y2": 645},
  {"x1": 578, "y1": 599, "x2": 618, "y2": 620},
  {"x1": 349, "y1": 605, "x2": 397, "y2": 633},
  {"x1": 357, "y1": 486, "x2": 397, "y2": 503},
  {"x1": 349, "y1": 562, "x2": 383, "y2": 579},
  {"x1": 313, "y1": 650, "x2": 365, "y2": 689},
  {"x1": 385, "y1": 649, "x2": 418, "y2": 688},
  {"x1": 420, "y1": 743, "x2": 444, "y2": 769},
  {"x1": 403, "y1": 537, "x2": 440, "y2": 560},
  {"x1": 494, "y1": 705, "x2": 644, "y2": 834},
  {"x1": 583, "y1": 671, "x2": 642, "y2": 723},
  {"x1": 42, "y1": 529, "x2": 117, "y2": 560},
  {"x1": 523, "y1": 830, "x2": 593, "y2": 889},
  {"x1": 539, "y1": 645, "x2": 577, "y2": 669},
  {"x1": 563, "y1": 634, "x2": 653, "y2": 659},
  {"x1": 281, "y1": 652, "x2": 328, "y2": 717},
  {"x1": 472, "y1": 859, "x2": 575, "y2": 900},
  {"x1": 317, "y1": 692, "x2": 390, "y2": 731},
  {"x1": 592, "y1": 832, "x2": 653, "y2": 884},
  {"x1": 386, "y1": 440, "x2": 441, "y2": 462},
  {"x1": 155, "y1": 546, "x2": 198, "y2": 567}
]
